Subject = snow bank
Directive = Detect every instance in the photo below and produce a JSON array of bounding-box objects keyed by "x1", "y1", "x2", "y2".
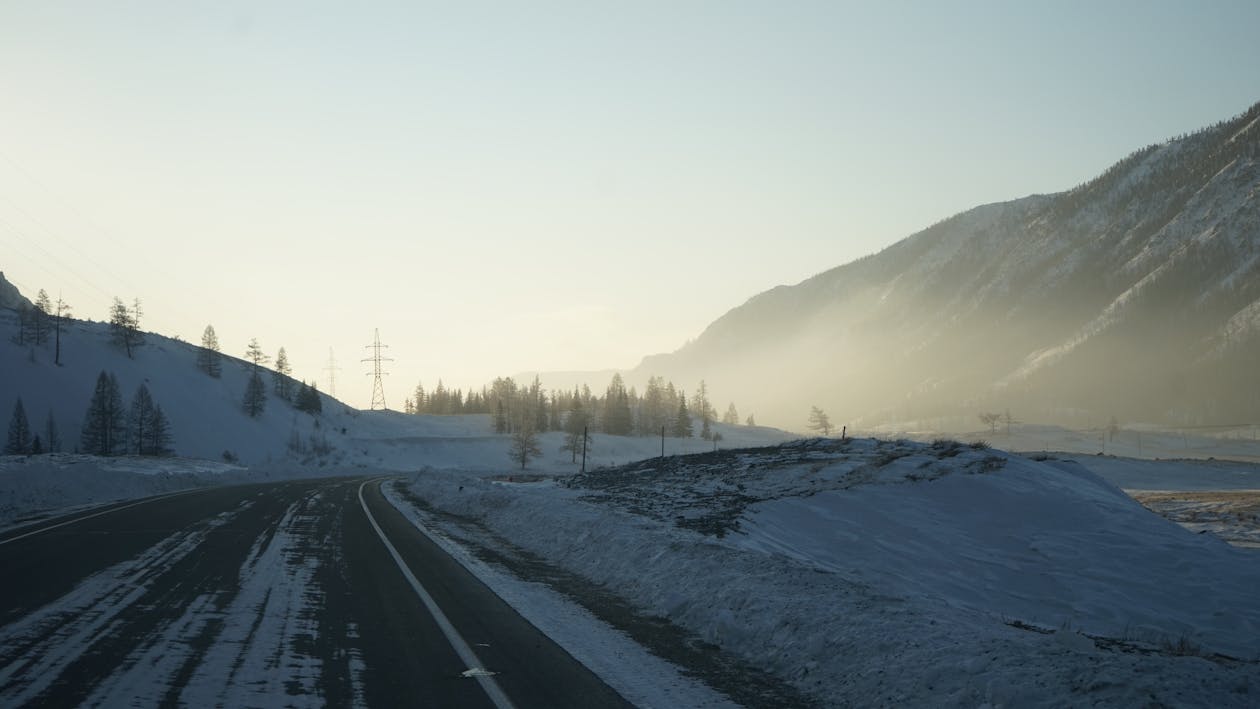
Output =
[{"x1": 398, "y1": 438, "x2": 1260, "y2": 706}]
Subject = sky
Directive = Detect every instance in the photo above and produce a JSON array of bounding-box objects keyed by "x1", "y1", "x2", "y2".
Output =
[{"x1": 2, "y1": 1, "x2": 1259, "y2": 409}]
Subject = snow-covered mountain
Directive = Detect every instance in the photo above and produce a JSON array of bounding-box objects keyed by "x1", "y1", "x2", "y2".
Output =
[{"x1": 636, "y1": 101, "x2": 1260, "y2": 430}]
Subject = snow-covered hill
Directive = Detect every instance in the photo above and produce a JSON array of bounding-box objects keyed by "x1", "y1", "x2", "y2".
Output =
[
  {"x1": 0, "y1": 292, "x2": 795, "y2": 521},
  {"x1": 638, "y1": 101, "x2": 1260, "y2": 431},
  {"x1": 393, "y1": 438, "x2": 1260, "y2": 706}
]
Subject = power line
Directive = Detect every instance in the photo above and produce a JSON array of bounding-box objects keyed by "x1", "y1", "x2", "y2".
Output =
[{"x1": 362, "y1": 330, "x2": 393, "y2": 411}]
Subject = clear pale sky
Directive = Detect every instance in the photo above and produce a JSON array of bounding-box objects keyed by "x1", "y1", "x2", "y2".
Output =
[{"x1": 2, "y1": 1, "x2": 1259, "y2": 408}]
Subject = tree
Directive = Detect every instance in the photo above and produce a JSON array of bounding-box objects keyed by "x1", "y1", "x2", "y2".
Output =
[
  {"x1": 602, "y1": 374, "x2": 633, "y2": 435},
  {"x1": 126, "y1": 383, "x2": 173, "y2": 456},
  {"x1": 673, "y1": 393, "x2": 694, "y2": 438},
  {"x1": 978, "y1": 412, "x2": 1001, "y2": 435},
  {"x1": 5, "y1": 398, "x2": 32, "y2": 455},
  {"x1": 722, "y1": 402, "x2": 739, "y2": 426},
  {"x1": 33, "y1": 289, "x2": 51, "y2": 345},
  {"x1": 45, "y1": 410, "x2": 61, "y2": 453},
  {"x1": 561, "y1": 397, "x2": 591, "y2": 463},
  {"x1": 509, "y1": 421, "x2": 542, "y2": 470},
  {"x1": 745, "y1": 413, "x2": 756, "y2": 427},
  {"x1": 243, "y1": 338, "x2": 269, "y2": 370},
  {"x1": 53, "y1": 294, "x2": 71, "y2": 365},
  {"x1": 693, "y1": 381, "x2": 715, "y2": 439},
  {"x1": 81, "y1": 371, "x2": 126, "y2": 455},
  {"x1": 273, "y1": 347, "x2": 293, "y2": 400},
  {"x1": 198, "y1": 325, "x2": 222, "y2": 377},
  {"x1": 295, "y1": 380, "x2": 323, "y2": 415},
  {"x1": 109, "y1": 297, "x2": 143, "y2": 358},
  {"x1": 807, "y1": 406, "x2": 833, "y2": 437},
  {"x1": 243, "y1": 371, "x2": 267, "y2": 417}
]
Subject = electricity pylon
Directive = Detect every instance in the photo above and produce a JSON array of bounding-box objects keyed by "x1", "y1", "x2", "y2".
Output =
[{"x1": 362, "y1": 330, "x2": 392, "y2": 410}]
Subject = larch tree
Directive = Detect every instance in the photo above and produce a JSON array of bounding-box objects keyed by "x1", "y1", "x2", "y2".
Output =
[
  {"x1": 127, "y1": 383, "x2": 171, "y2": 455},
  {"x1": 5, "y1": 398, "x2": 32, "y2": 455},
  {"x1": 44, "y1": 410, "x2": 61, "y2": 453},
  {"x1": 722, "y1": 402, "x2": 739, "y2": 426},
  {"x1": 693, "y1": 381, "x2": 715, "y2": 440},
  {"x1": 243, "y1": 338, "x2": 269, "y2": 370},
  {"x1": 273, "y1": 347, "x2": 293, "y2": 401},
  {"x1": 33, "y1": 289, "x2": 52, "y2": 345},
  {"x1": 672, "y1": 393, "x2": 694, "y2": 438},
  {"x1": 108, "y1": 297, "x2": 143, "y2": 358},
  {"x1": 807, "y1": 406, "x2": 834, "y2": 437},
  {"x1": 81, "y1": 371, "x2": 126, "y2": 456},
  {"x1": 53, "y1": 294, "x2": 71, "y2": 365},
  {"x1": 198, "y1": 325, "x2": 222, "y2": 377},
  {"x1": 243, "y1": 371, "x2": 267, "y2": 418}
]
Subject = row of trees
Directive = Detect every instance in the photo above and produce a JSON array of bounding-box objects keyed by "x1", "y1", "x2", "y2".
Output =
[
  {"x1": 5, "y1": 371, "x2": 174, "y2": 457},
  {"x1": 404, "y1": 373, "x2": 751, "y2": 442},
  {"x1": 79, "y1": 371, "x2": 173, "y2": 456}
]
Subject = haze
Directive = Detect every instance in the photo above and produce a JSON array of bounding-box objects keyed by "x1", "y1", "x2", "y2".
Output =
[{"x1": 2, "y1": 1, "x2": 1259, "y2": 418}]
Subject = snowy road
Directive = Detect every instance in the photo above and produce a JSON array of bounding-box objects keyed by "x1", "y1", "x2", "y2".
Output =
[{"x1": 0, "y1": 477, "x2": 629, "y2": 708}]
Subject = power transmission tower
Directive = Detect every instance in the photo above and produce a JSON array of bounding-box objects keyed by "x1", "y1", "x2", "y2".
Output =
[
  {"x1": 323, "y1": 348, "x2": 342, "y2": 397},
  {"x1": 362, "y1": 330, "x2": 392, "y2": 410}
]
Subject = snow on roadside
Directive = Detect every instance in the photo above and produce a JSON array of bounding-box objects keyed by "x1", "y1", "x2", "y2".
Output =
[
  {"x1": 380, "y1": 480, "x2": 740, "y2": 709},
  {"x1": 0, "y1": 454, "x2": 242, "y2": 528},
  {"x1": 397, "y1": 438, "x2": 1260, "y2": 707}
]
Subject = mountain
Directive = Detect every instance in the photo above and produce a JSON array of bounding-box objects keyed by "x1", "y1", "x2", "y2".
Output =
[
  {"x1": 637, "y1": 102, "x2": 1260, "y2": 431},
  {"x1": 0, "y1": 273, "x2": 31, "y2": 311}
]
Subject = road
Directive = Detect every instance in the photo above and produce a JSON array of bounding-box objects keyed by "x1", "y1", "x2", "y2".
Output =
[{"x1": 0, "y1": 477, "x2": 632, "y2": 708}]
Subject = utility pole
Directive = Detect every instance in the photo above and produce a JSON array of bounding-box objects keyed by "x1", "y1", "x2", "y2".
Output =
[
  {"x1": 324, "y1": 348, "x2": 342, "y2": 398},
  {"x1": 362, "y1": 330, "x2": 392, "y2": 410}
]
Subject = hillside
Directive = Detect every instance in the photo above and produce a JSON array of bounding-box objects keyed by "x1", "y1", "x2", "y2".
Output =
[
  {"x1": 0, "y1": 294, "x2": 790, "y2": 476},
  {"x1": 637, "y1": 101, "x2": 1260, "y2": 430}
]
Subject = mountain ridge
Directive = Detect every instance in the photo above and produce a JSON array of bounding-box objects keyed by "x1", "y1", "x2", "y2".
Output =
[{"x1": 635, "y1": 101, "x2": 1260, "y2": 430}]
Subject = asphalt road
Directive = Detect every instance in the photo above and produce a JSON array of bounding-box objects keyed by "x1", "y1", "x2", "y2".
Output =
[{"x1": 0, "y1": 477, "x2": 632, "y2": 708}]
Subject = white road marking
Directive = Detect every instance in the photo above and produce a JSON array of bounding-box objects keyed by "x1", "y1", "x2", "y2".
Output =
[
  {"x1": 0, "y1": 489, "x2": 204, "y2": 546},
  {"x1": 357, "y1": 479, "x2": 517, "y2": 709}
]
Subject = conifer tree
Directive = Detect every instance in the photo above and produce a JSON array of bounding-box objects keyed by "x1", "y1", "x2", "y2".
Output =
[
  {"x1": 108, "y1": 297, "x2": 143, "y2": 358},
  {"x1": 53, "y1": 294, "x2": 71, "y2": 365},
  {"x1": 273, "y1": 347, "x2": 293, "y2": 400},
  {"x1": 673, "y1": 393, "x2": 694, "y2": 438},
  {"x1": 198, "y1": 325, "x2": 222, "y2": 377},
  {"x1": 243, "y1": 371, "x2": 267, "y2": 417},
  {"x1": 723, "y1": 402, "x2": 739, "y2": 425},
  {"x1": 5, "y1": 398, "x2": 32, "y2": 455},
  {"x1": 561, "y1": 397, "x2": 590, "y2": 463},
  {"x1": 807, "y1": 406, "x2": 833, "y2": 437},
  {"x1": 244, "y1": 338, "x2": 268, "y2": 370},
  {"x1": 45, "y1": 410, "x2": 60, "y2": 453},
  {"x1": 81, "y1": 371, "x2": 126, "y2": 455},
  {"x1": 33, "y1": 289, "x2": 51, "y2": 345}
]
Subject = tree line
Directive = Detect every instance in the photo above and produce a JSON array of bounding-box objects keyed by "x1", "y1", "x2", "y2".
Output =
[
  {"x1": 403, "y1": 373, "x2": 751, "y2": 441},
  {"x1": 5, "y1": 371, "x2": 173, "y2": 457}
]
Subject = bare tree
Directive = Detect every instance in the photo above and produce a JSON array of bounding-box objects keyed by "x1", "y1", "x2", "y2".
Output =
[
  {"x1": 978, "y1": 412, "x2": 1001, "y2": 435},
  {"x1": 509, "y1": 422, "x2": 542, "y2": 470}
]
